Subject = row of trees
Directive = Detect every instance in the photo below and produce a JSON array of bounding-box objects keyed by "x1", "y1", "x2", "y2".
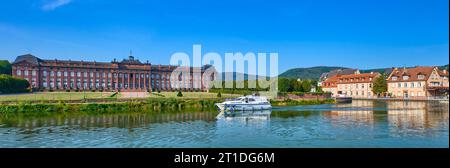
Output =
[
  {"x1": 0, "y1": 74, "x2": 30, "y2": 94},
  {"x1": 278, "y1": 78, "x2": 321, "y2": 93}
]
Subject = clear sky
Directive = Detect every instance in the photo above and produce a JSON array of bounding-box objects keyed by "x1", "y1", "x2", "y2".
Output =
[{"x1": 0, "y1": 0, "x2": 448, "y2": 74}]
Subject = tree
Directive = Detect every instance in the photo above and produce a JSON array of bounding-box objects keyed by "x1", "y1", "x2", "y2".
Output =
[
  {"x1": 177, "y1": 91, "x2": 183, "y2": 97},
  {"x1": 0, "y1": 60, "x2": 12, "y2": 75},
  {"x1": 301, "y1": 80, "x2": 312, "y2": 92},
  {"x1": 292, "y1": 79, "x2": 302, "y2": 92},
  {"x1": 278, "y1": 78, "x2": 292, "y2": 92},
  {"x1": 372, "y1": 74, "x2": 387, "y2": 97}
]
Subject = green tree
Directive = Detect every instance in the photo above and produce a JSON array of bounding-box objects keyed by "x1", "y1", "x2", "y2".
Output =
[
  {"x1": 372, "y1": 74, "x2": 387, "y2": 97},
  {"x1": 177, "y1": 91, "x2": 183, "y2": 97},
  {"x1": 0, "y1": 60, "x2": 12, "y2": 75},
  {"x1": 291, "y1": 79, "x2": 302, "y2": 92},
  {"x1": 278, "y1": 78, "x2": 292, "y2": 92},
  {"x1": 301, "y1": 80, "x2": 312, "y2": 92}
]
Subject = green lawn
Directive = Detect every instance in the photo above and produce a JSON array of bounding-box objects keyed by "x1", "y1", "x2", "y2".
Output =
[
  {"x1": 0, "y1": 91, "x2": 240, "y2": 102},
  {"x1": 0, "y1": 92, "x2": 116, "y2": 102},
  {"x1": 147, "y1": 91, "x2": 240, "y2": 99}
]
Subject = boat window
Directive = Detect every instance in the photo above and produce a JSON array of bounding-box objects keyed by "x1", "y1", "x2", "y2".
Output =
[{"x1": 248, "y1": 98, "x2": 256, "y2": 102}]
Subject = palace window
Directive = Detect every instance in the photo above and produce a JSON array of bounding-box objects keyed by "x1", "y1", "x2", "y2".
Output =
[
  {"x1": 411, "y1": 82, "x2": 415, "y2": 88},
  {"x1": 16, "y1": 70, "x2": 21, "y2": 76},
  {"x1": 32, "y1": 70, "x2": 36, "y2": 76},
  {"x1": 84, "y1": 72, "x2": 88, "y2": 77},
  {"x1": 50, "y1": 71, "x2": 55, "y2": 77},
  {"x1": 43, "y1": 71, "x2": 47, "y2": 76},
  {"x1": 64, "y1": 71, "x2": 68, "y2": 77},
  {"x1": 71, "y1": 72, "x2": 75, "y2": 77},
  {"x1": 24, "y1": 70, "x2": 28, "y2": 76},
  {"x1": 57, "y1": 71, "x2": 61, "y2": 77}
]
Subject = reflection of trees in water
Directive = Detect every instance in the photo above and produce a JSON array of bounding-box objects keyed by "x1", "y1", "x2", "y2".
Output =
[
  {"x1": 0, "y1": 112, "x2": 217, "y2": 129},
  {"x1": 270, "y1": 110, "x2": 316, "y2": 118}
]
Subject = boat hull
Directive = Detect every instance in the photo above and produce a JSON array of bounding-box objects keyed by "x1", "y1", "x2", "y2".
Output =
[{"x1": 215, "y1": 103, "x2": 272, "y2": 112}]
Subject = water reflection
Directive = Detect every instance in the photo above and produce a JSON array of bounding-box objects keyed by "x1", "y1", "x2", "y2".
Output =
[
  {"x1": 0, "y1": 112, "x2": 217, "y2": 131},
  {"x1": 0, "y1": 100, "x2": 448, "y2": 147},
  {"x1": 322, "y1": 110, "x2": 375, "y2": 127},
  {"x1": 216, "y1": 110, "x2": 271, "y2": 128},
  {"x1": 386, "y1": 101, "x2": 449, "y2": 131}
]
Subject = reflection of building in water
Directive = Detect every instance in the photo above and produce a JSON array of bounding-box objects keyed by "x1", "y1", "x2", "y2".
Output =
[
  {"x1": 334, "y1": 100, "x2": 375, "y2": 108},
  {"x1": 387, "y1": 101, "x2": 449, "y2": 129},
  {"x1": 386, "y1": 101, "x2": 427, "y2": 110},
  {"x1": 2, "y1": 112, "x2": 217, "y2": 129},
  {"x1": 322, "y1": 110, "x2": 374, "y2": 126}
]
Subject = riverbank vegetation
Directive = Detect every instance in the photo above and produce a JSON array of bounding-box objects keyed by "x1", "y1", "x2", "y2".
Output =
[{"x1": 0, "y1": 98, "x2": 224, "y2": 117}]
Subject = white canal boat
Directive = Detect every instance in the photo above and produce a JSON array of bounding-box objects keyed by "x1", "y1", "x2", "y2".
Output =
[{"x1": 215, "y1": 95, "x2": 272, "y2": 112}]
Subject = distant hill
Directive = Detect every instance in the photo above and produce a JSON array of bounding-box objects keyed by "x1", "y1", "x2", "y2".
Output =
[
  {"x1": 278, "y1": 66, "x2": 348, "y2": 80},
  {"x1": 221, "y1": 72, "x2": 269, "y2": 81},
  {"x1": 280, "y1": 64, "x2": 449, "y2": 80}
]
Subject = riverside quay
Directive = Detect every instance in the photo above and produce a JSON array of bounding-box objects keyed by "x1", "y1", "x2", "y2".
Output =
[{"x1": 11, "y1": 54, "x2": 216, "y2": 92}]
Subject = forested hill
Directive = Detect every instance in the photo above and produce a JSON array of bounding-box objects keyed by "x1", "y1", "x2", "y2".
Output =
[{"x1": 278, "y1": 66, "x2": 348, "y2": 80}]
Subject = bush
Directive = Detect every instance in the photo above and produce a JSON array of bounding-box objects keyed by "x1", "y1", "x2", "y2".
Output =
[
  {"x1": 66, "y1": 90, "x2": 70, "y2": 92},
  {"x1": 217, "y1": 92, "x2": 222, "y2": 98},
  {"x1": 0, "y1": 74, "x2": 30, "y2": 94},
  {"x1": 177, "y1": 91, "x2": 183, "y2": 97}
]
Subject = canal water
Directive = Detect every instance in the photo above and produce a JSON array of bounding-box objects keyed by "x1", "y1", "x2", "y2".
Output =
[{"x1": 0, "y1": 100, "x2": 448, "y2": 147}]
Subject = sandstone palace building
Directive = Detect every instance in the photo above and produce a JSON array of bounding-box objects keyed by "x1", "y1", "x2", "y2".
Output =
[{"x1": 11, "y1": 54, "x2": 216, "y2": 92}]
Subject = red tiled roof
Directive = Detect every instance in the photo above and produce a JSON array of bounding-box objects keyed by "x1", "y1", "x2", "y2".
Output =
[
  {"x1": 337, "y1": 72, "x2": 380, "y2": 84},
  {"x1": 322, "y1": 75, "x2": 340, "y2": 88},
  {"x1": 387, "y1": 66, "x2": 435, "y2": 82}
]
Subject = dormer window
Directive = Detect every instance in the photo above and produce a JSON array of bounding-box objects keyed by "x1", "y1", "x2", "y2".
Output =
[
  {"x1": 402, "y1": 76, "x2": 409, "y2": 80},
  {"x1": 418, "y1": 74, "x2": 425, "y2": 80},
  {"x1": 392, "y1": 76, "x2": 398, "y2": 81}
]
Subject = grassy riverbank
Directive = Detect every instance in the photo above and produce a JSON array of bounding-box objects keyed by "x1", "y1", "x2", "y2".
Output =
[
  {"x1": 0, "y1": 91, "x2": 239, "y2": 102},
  {"x1": 0, "y1": 98, "x2": 224, "y2": 117}
]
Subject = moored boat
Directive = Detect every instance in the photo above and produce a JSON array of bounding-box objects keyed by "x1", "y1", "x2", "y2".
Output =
[{"x1": 215, "y1": 94, "x2": 272, "y2": 112}]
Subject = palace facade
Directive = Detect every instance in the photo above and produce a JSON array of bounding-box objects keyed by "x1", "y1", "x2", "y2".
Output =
[{"x1": 11, "y1": 54, "x2": 216, "y2": 92}]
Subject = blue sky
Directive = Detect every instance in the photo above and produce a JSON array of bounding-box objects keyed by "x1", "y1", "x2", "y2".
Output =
[{"x1": 0, "y1": 0, "x2": 448, "y2": 74}]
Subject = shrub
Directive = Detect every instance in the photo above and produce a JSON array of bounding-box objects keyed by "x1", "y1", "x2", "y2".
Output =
[
  {"x1": 177, "y1": 91, "x2": 183, "y2": 97},
  {"x1": 0, "y1": 74, "x2": 30, "y2": 94},
  {"x1": 217, "y1": 92, "x2": 222, "y2": 98}
]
